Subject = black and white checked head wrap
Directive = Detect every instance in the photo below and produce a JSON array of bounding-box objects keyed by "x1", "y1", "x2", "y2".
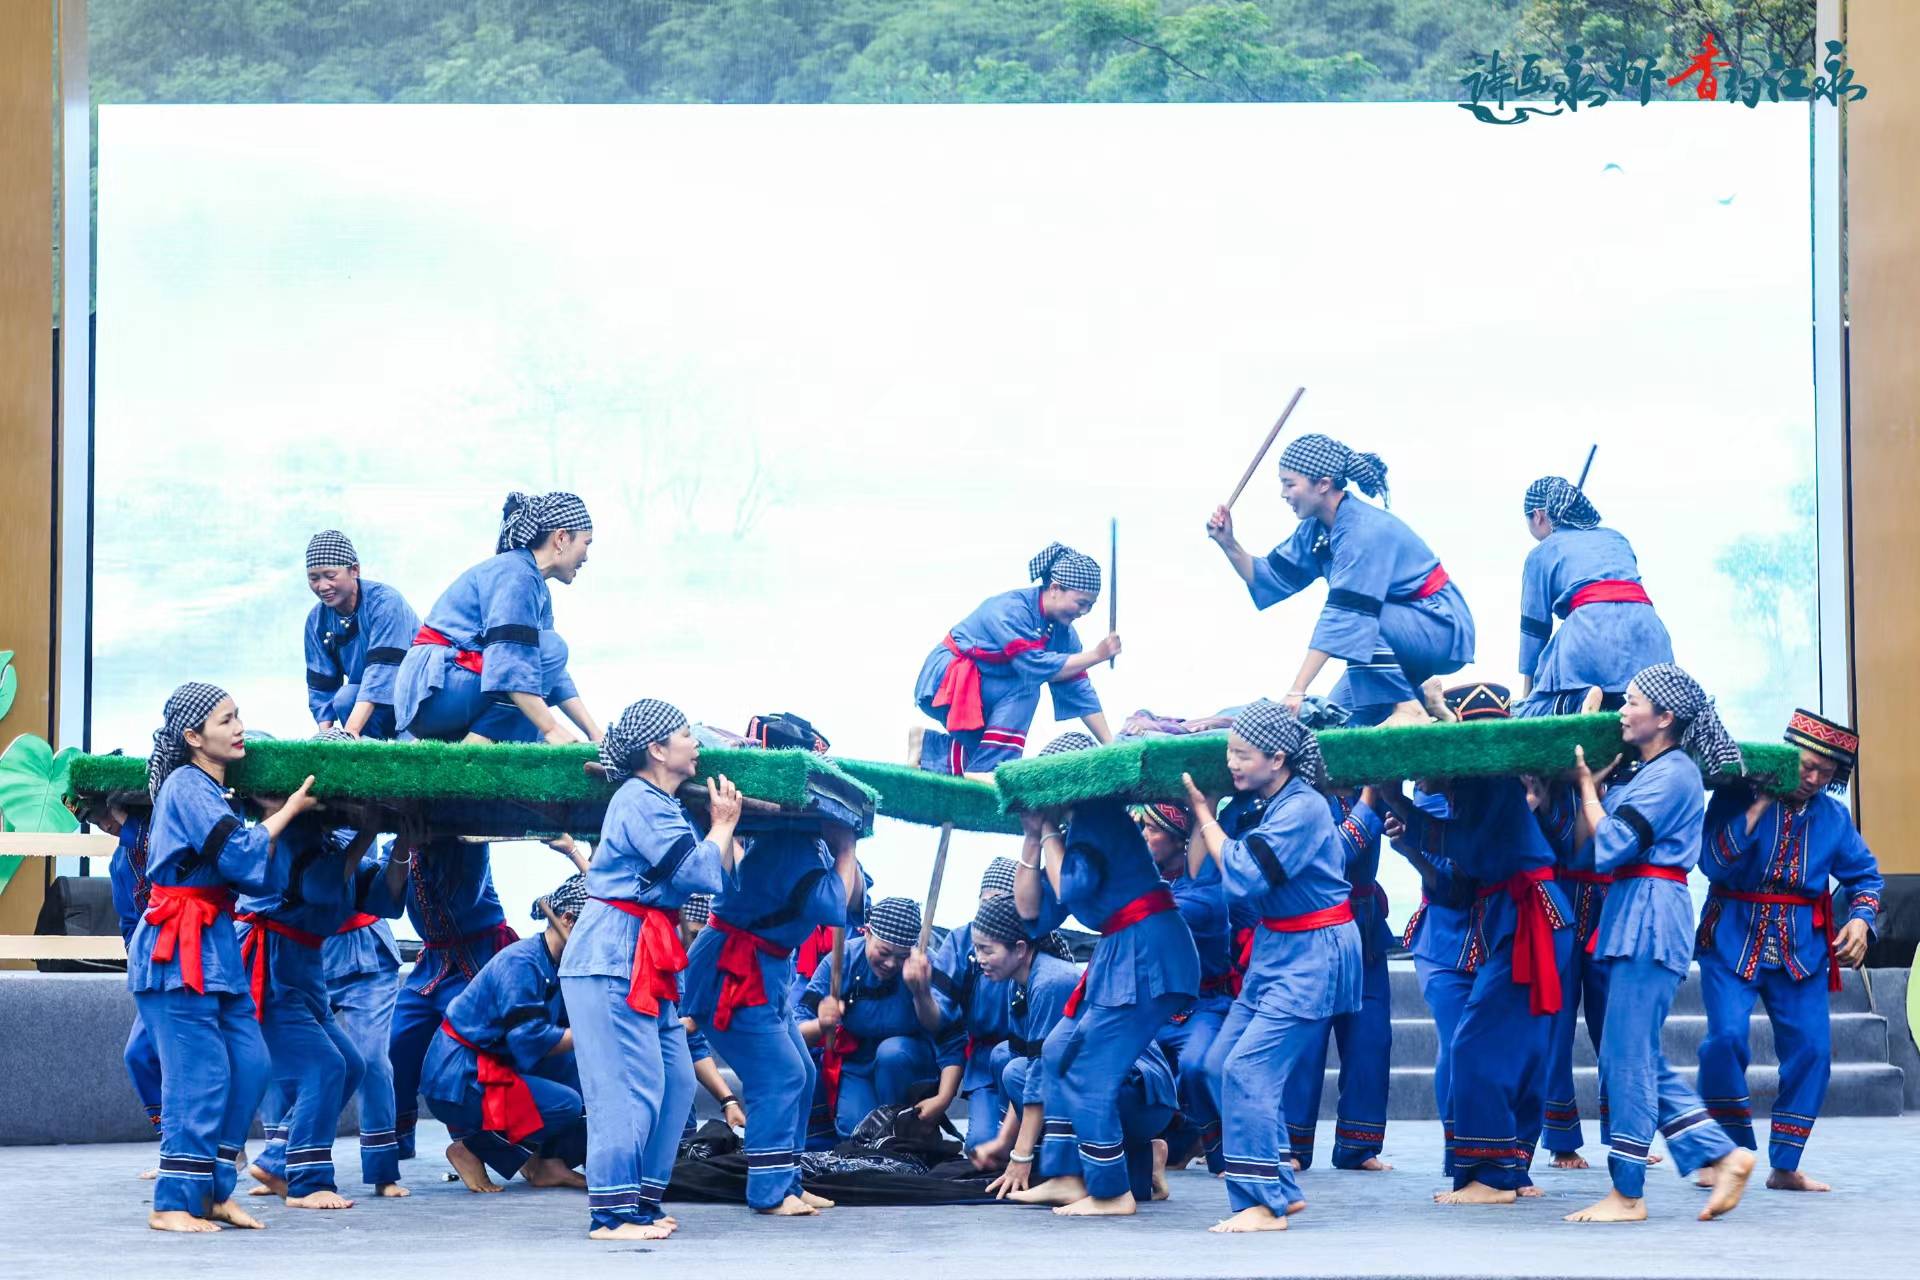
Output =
[
  {"x1": 497, "y1": 490, "x2": 593, "y2": 554},
  {"x1": 866, "y1": 897, "x2": 922, "y2": 950},
  {"x1": 1230, "y1": 698, "x2": 1329, "y2": 790},
  {"x1": 1039, "y1": 731, "x2": 1098, "y2": 757},
  {"x1": 305, "y1": 530, "x2": 358, "y2": 570},
  {"x1": 1278, "y1": 433, "x2": 1391, "y2": 504},
  {"x1": 148, "y1": 682, "x2": 232, "y2": 799},
  {"x1": 972, "y1": 895, "x2": 1029, "y2": 947},
  {"x1": 1523, "y1": 476, "x2": 1601, "y2": 530},
  {"x1": 311, "y1": 726, "x2": 356, "y2": 744},
  {"x1": 1028, "y1": 542, "x2": 1102, "y2": 597},
  {"x1": 680, "y1": 893, "x2": 714, "y2": 927},
  {"x1": 980, "y1": 856, "x2": 1019, "y2": 898},
  {"x1": 1630, "y1": 663, "x2": 1745, "y2": 778},
  {"x1": 599, "y1": 699, "x2": 690, "y2": 775},
  {"x1": 534, "y1": 873, "x2": 589, "y2": 922}
]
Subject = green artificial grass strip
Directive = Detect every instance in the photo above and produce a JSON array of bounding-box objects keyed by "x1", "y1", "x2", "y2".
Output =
[
  {"x1": 997, "y1": 715, "x2": 1802, "y2": 811},
  {"x1": 833, "y1": 758, "x2": 1021, "y2": 834}
]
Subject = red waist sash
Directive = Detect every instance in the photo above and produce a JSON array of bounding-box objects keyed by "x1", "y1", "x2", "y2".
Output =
[
  {"x1": 709, "y1": 915, "x2": 792, "y2": 1031},
  {"x1": 1476, "y1": 867, "x2": 1563, "y2": 1017},
  {"x1": 1569, "y1": 579, "x2": 1652, "y2": 611},
  {"x1": 930, "y1": 632, "x2": 1049, "y2": 733},
  {"x1": 235, "y1": 912, "x2": 327, "y2": 1019},
  {"x1": 796, "y1": 925, "x2": 835, "y2": 985},
  {"x1": 441, "y1": 1020, "x2": 543, "y2": 1143},
  {"x1": 1235, "y1": 899, "x2": 1356, "y2": 971},
  {"x1": 1711, "y1": 886, "x2": 1842, "y2": 992},
  {"x1": 1406, "y1": 563, "x2": 1451, "y2": 601},
  {"x1": 336, "y1": 912, "x2": 382, "y2": 934},
  {"x1": 1063, "y1": 886, "x2": 1178, "y2": 1017},
  {"x1": 965, "y1": 1034, "x2": 1004, "y2": 1063},
  {"x1": 1590, "y1": 863, "x2": 1688, "y2": 954},
  {"x1": 819, "y1": 1024, "x2": 862, "y2": 1118},
  {"x1": 144, "y1": 885, "x2": 237, "y2": 995},
  {"x1": 414, "y1": 624, "x2": 484, "y2": 675},
  {"x1": 596, "y1": 898, "x2": 687, "y2": 1018}
]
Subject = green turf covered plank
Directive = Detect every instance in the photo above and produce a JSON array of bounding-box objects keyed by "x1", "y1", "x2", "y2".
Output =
[{"x1": 833, "y1": 758, "x2": 1021, "y2": 834}]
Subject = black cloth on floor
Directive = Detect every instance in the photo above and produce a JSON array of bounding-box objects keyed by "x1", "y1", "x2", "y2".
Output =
[{"x1": 667, "y1": 1114, "x2": 998, "y2": 1206}]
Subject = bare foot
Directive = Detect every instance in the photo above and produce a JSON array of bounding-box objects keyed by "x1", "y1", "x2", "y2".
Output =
[
  {"x1": 1518, "y1": 1185, "x2": 1542, "y2": 1198},
  {"x1": 286, "y1": 1190, "x2": 355, "y2": 1210},
  {"x1": 1649, "y1": 1152, "x2": 1664, "y2": 1166},
  {"x1": 208, "y1": 1199, "x2": 267, "y2": 1229},
  {"x1": 1055, "y1": 1192, "x2": 1136, "y2": 1217},
  {"x1": 1210, "y1": 1205, "x2": 1287, "y2": 1233},
  {"x1": 1009, "y1": 1176, "x2": 1087, "y2": 1206},
  {"x1": 1550, "y1": 1152, "x2": 1590, "y2": 1170},
  {"x1": 521, "y1": 1157, "x2": 587, "y2": 1189},
  {"x1": 376, "y1": 1182, "x2": 410, "y2": 1197},
  {"x1": 138, "y1": 1168, "x2": 158, "y2": 1180},
  {"x1": 590, "y1": 1222, "x2": 675, "y2": 1240},
  {"x1": 800, "y1": 1191, "x2": 835, "y2": 1209},
  {"x1": 149, "y1": 1210, "x2": 220, "y2": 1233},
  {"x1": 1288, "y1": 1157, "x2": 1302, "y2": 1171},
  {"x1": 1381, "y1": 701, "x2": 1436, "y2": 728},
  {"x1": 1695, "y1": 1169, "x2": 1716, "y2": 1189},
  {"x1": 1700, "y1": 1149, "x2": 1755, "y2": 1220},
  {"x1": 1421, "y1": 677, "x2": 1456, "y2": 723},
  {"x1": 1434, "y1": 1181, "x2": 1517, "y2": 1205},
  {"x1": 1766, "y1": 1168, "x2": 1831, "y2": 1193},
  {"x1": 445, "y1": 1141, "x2": 502, "y2": 1194},
  {"x1": 1580, "y1": 686, "x2": 1605, "y2": 714},
  {"x1": 246, "y1": 1163, "x2": 288, "y2": 1197},
  {"x1": 1565, "y1": 1189, "x2": 1646, "y2": 1223},
  {"x1": 906, "y1": 727, "x2": 925, "y2": 768},
  {"x1": 759, "y1": 1195, "x2": 819, "y2": 1216},
  {"x1": 1288, "y1": 1200, "x2": 1306, "y2": 1215},
  {"x1": 1151, "y1": 1139, "x2": 1170, "y2": 1201},
  {"x1": 1353, "y1": 1156, "x2": 1393, "y2": 1171}
]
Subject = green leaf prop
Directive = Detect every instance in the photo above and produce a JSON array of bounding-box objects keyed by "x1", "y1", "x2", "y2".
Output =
[
  {"x1": 0, "y1": 733, "x2": 82, "y2": 897},
  {"x1": 0, "y1": 650, "x2": 16, "y2": 721}
]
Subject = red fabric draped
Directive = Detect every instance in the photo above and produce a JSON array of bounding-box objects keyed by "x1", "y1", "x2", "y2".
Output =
[
  {"x1": 335, "y1": 912, "x2": 382, "y2": 933},
  {"x1": 1234, "y1": 900, "x2": 1356, "y2": 971},
  {"x1": 1712, "y1": 886, "x2": 1843, "y2": 992},
  {"x1": 929, "y1": 632, "x2": 1050, "y2": 733},
  {"x1": 1410, "y1": 563, "x2": 1451, "y2": 600},
  {"x1": 708, "y1": 915, "x2": 792, "y2": 1031},
  {"x1": 1569, "y1": 579, "x2": 1652, "y2": 611},
  {"x1": 236, "y1": 914, "x2": 327, "y2": 1021},
  {"x1": 1480, "y1": 867, "x2": 1562, "y2": 1017},
  {"x1": 144, "y1": 885, "x2": 235, "y2": 995},
  {"x1": 413, "y1": 624, "x2": 484, "y2": 675},
  {"x1": 595, "y1": 898, "x2": 687, "y2": 1018},
  {"x1": 441, "y1": 1021, "x2": 544, "y2": 1143},
  {"x1": 819, "y1": 1025, "x2": 862, "y2": 1119}
]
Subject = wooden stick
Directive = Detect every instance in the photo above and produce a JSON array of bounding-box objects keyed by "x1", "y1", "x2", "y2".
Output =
[
  {"x1": 919, "y1": 822, "x2": 954, "y2": 951},
  {"x1": 829, "y1": 927, "x2": 846, "y2": 1002},
  {"x1": 1108, "y1": 516, "x2": 1118, "y2": 669},
  {"x1": 1225, "y1": 387, "x2": 1306, "y2": 510},
  {"x1": 1574, "y1": 443, "x2": 1598, "y2": 492}
]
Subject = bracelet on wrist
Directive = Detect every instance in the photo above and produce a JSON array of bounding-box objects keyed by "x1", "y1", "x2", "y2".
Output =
[
  {"x1": 719, "y1": 1095, "x2": 740, "y2": 1108},
  {"x1": 1018, "y1": 852, "x2": 1042, "y2": 870},
  {"x1": 1007, "y1": 1151, "x2": 1035, "y2": 1164}
]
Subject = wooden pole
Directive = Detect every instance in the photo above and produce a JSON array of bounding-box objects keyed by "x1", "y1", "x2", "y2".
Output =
[
  {"x1": 1108, "y1": 516, "x2": 1118, "y2": 669},
  {"x1": 829, "y1": 926, "x2": 846, "y2": 1001},
  {"x1": 1224, "y1": 387, "x2": 1306, "y2": 510},
  {"x1": 1574, "y1": 443, "x2": 1597, "y2": 492},
  {"x1": 918, "y1": 822, "x2": 954, "y2": 951}
]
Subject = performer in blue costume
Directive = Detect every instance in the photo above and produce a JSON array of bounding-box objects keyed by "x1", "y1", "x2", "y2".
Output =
[
  {"x1": 1695, "y1": 709, "x2": 1882, "y2": 1193},
  {"x1": 926, "y1": 858, "x2": 1026, "y2": 1158},
  {"x1": 1181, "y1": 701, "x2": 1361, "y2": 1234},
  {"x1": 911, "y1": 542, "x2": 1120, "y2": 776},
  {"x1": 322, "y1": 839, "x2": 409, "y2": 1193},
  {"x1": 1513, "y1": 477, "x2": 1673, "y2": 717},
  {"x1": 129, "y1": 683, "x2": 315, "y2": 1234},
  {"x1": 301, "y1": 530, "x2": 419, "y2": 739},
  {"x1": 1206, "y1": 434, "x2": 1475, "y2": 726},
  {"x1": 1004, "y1": 732, "x2": 1199, "y2": 1218},
  {"x1": 1562, "y1": 664, "x2": 1755, "y2": 1224},
  {"x1": 559, "y1": 699, "x2": 738, "y2": 1241},
  {"x1": 1531, "y1": 770, "x2": 1613, "y2": 1169},
  {"x1": 394, "y1": 491, "x2": 600, "y2": 745},
  {"x1": 423, "y1": 875, "x2": 591, "y2": 1194},
  {"x1": 106, "y1": 807, "x2": 165, "y2": 1150}
]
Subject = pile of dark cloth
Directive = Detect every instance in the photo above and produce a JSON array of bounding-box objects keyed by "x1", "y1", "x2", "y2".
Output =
[{"x1": 667, "y1": 1106, "x2": 999, "y2": 1206}]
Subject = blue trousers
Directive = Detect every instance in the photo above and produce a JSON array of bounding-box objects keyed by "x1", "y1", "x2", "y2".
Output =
[
  {"x1": 135, "y1": 988, "x2": 271, "y2": 1217},
  {"x1": 1153, "y1": 1004, "x2": 1227, "y2": 1169},
  {"x1": 1415, "y1": 958, "x2": 1473, "y2": 1177},
  {"x1": 251, "y1": 993, "x2": 365, "y2": 1197},
  {"x1": 821, "y1": 1035, "x2": 937, "y2": 1140},
  {"x1": 1598, "y1": 954, "x2": 1736, "y2": 1198},
  {"x1": 1447, "y1": 933, "x2": 1569, "y2": 1191},
  {"x1": 1006, "y1": 1056, "x2": 1170, "y2": 1202},
  {"x1": 1199, "y1": 998, "x2": 1325, "y2": 1215},
  {"x1": 425, "y1": 1061, "x2": 586, "y2": 1180},
  {"x1": 124, "y1": 1010, "x2": 163, "y2": 1132},
  {"x1": 389, "y1": 975, "x2": 471, "y2": 1160},
  {"x1": 1282, "y1": 948, "x2": 1392, "y2": 1169},
  {"x1": 562, "y1": 977, "x2": 694, "y2": 1231},
  {"x1": 403, "y1": 635, "x2": 572, "y2": 743},
  {"x1": 329, "y1": 966, "x2": 402, "y2": 1185},
  {"x1": 1697, "y1": 953, "x2": 1831, "y2": 1173},
  {"x1": 1039, "y1": 992, "x2": 1187, "y2": 1200},
  {"x1": 1543, "y1": 935, "x2": 1609, "y2": 1154},
  {"x1": 700, "y1": 1003, "x2": 814, "y2": 1209}
]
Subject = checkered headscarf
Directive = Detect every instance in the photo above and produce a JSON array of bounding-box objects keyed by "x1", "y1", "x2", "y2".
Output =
[
  {"x1": 498, "y1": 490, "x2": 593, "y2": 553},
  {"x1": 981, "y1": 857, "x2": 1019, "y2": 898},
  {"x1": 680, "y1": 893, "x2": 714, "y2": 926},
  {"x1": 1230, "y1": 698, "x2": 1328, "y2": 790},
  {"x1": 148, "y1": 682, "x2": 232, "y2": 799},
  {"x1": 1039, "y1": 731, "x2": 1098, "y2": 757},
  {"x1": 534, "y1": 872, "x2": 589, "y2": 922},
  {"x1": 1133, "y1": 803, "x2": 1192, "y2": 839},
  {"x1": 1784, "y1": 709, "x2": 1858, "y2": 792},
  {"x1": 1278, "y1": 433, "x2": 1390, "y2": 503},
  {"x1": 866, "y1": 897, "x2": 922, "y2": 950},
  {"x1": 1029, "y1": 542, "x2": 1102, "y2": 597},
  {"x1": 1631, "y1": 664, "x2": 1745, "y2": 778},
  {"x1": 311, "y1": 726, "x2": 356, "y2": 743},
  {"x1": 305, "y1": 530, "x2": 358, "y2": 570},
  {"x1": 973, "y1": 895, "x2": 1029, "y2": 947},
  {"x1": 599, "y1": 699, "x2": 690, "y2": 775},
  {"x1": 1523, "y1": 476, "x2": 1600, "y2": 530}
]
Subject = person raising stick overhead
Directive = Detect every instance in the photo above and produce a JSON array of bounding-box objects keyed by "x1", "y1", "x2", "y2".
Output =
[
  {"x1": 910, "y1": 542, "x2": 1120, "y2": 778},
  {"x1": 1206, "y1": 435, "x2": 1475, "y2": 727}
]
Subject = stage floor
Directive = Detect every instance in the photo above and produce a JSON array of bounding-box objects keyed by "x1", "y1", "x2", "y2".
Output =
[{"x1": 4, "y1": 1118, "x2": 1915, "y2": 1280}]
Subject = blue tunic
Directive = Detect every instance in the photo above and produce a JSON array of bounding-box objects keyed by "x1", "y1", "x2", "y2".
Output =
[
  {"x1": 1698, "y1": 790, "x2": 1883, "y2": 981},
  {"x1": 1390, "y1": 787, "x2": 1479, "y2": 969},
  {"x1": 404, "y1": 838, "x2": 511, "y2": 995},
  {"x1": 109, "y1": 817, "x2": 153, "y2": 943},
  {"x1": 1329, "y1": 793, "x2": 1392, "y2": 962},
  {"x1": 1575, "y1": 748, "x2": 1705, "y2": 977},
  {"x1": 680, "y1": 831, "x2": 852, "y2": 1023},
  {"x1": 796, "y1": 938, "x2": 934, "y2": 1063},
  {"x1": 929, "y1": 921, "x2": 1017, "y2": 1090},
  {"x1": 128, "y1": 766, "x2": 290, "y2": 995},
  {"x1": 1517, "y1": 528, "x2": 1672, "y2": 697},
  {"x1": 1219, "y1": 776, "x2": 1362, "y2": 1019},
  {"x1": 394, "y1": 549, "x2": 579, "y2": 725},
  {"x1": 423, "y1": 936, "x2": 569, "y2": 1101},
  {"x1": 562, "y1": 777, "x2": 729, "y2": 983},
  {"x1": 303, "y1": 579, "x2": 420, "y2": 727},
  {"x1": 1005, "y1": 951, "x2": 1084, "y2": 1102},
  {"x1": 1167, "y1": 858, "x2": 1235, "y2": 1000},
  {"x1": 323, "y1": 848, "x2": 404, "y2": 983},
  {"x1": 914, "y1": 586, "x2": 1101, "y2": 753},
  {"x1": 1406, "y1": 777, "x2": 1565, "y2": 966},
  {"x1": 1025, "y1": 800, "x2": 1199, "y2": 1008}
]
